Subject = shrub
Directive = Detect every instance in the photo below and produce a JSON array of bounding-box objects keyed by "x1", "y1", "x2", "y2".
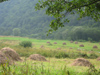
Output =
[
  {"x1": 89, "y1": 53, "x2": 98, "y2": 59},
  {"x1": 19, "y1": 41, "x2": 32, "y2": 48},
  {"x1": 77, "y1": 53, "x2": 88, "y2": 58},
  {"x1": 88, "y1": 37, "x2": 93, "y2": 42}
]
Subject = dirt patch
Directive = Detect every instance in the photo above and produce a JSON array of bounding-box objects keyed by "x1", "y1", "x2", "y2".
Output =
[
  {"x1": 29, "y1": 54, "x2": 47, "y2": 61},
  {"x1": 0, "y1": 47, "x2": 21, "y2": 61},
  {"x1": 71, "y1": 58, "x2": 92, "y2": 67}
]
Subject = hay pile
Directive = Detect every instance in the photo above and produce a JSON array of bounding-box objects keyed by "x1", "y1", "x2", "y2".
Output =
[
  {"x1": 93, "y1": 45, "x2": 98, "y2": 49},
  {"x1": 97, "y1": 57, "x2": 100, "y2": 61},
  {"x1": 0, "y1": 47, "x2": 21, "y2": 61},
  {"x1": 40, "y1": 45, "x2": 44, "y2": 48},
  {"x1": 54, "y1": 42, "x2": 57, "y2": 44},
  {"x1": 71, "y1": 58, "x2": 92, "y2": 67},
  {"x1": 63, "y1": 42, "x2": 66, "y2": 45},
  {"x1": 70, "y1": 41, "x2": 73, "y2": 43},
  {"x1": 79, "y1": 44, "x2": 84, "y2": 47},
  {"x1": 29, "y1": 54, "x2": 47, "y2": 61},
  {"x1": 0, "y1": 51, "x2": 9, "y2": 65},
  {"x1": 75, "y1": 41, "x2": 78, "y2": 44}
]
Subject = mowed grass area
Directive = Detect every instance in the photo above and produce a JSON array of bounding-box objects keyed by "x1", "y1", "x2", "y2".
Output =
[
  {"x1": 0, "y1": 36, "x2": 100, "y2": 51},
  {"x1": 0, "y1": 36, "x2": 100, "y2": 75}
]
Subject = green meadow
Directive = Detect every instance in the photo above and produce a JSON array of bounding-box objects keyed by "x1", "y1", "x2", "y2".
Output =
[{"x1": 0, "y1": 36, "x2": 100, "y2": 75}]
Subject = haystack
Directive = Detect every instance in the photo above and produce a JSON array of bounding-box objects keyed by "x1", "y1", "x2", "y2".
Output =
[
  {"x1": 54, "y1": 42, "x2": 57, "y2": 44},
  {"x1": 97, "y1": 57, "x2": 100, "y2": 61},
  {"x1": 0, "y1": 47, "x2": 21, "y2": 61},
  {"x1": 93, "y1": 45, "x2": 98, "y2": 49},
  {"x1": 29, "y1": 54, "x2": 47, "y2": 61},
  {"x1": 63, "y1": 42, "x2": 66, "y2": 45},
  {"x1": 70, "y1": 41, "x2": 73, "y2": 43},
  {"x1": 79, "y1": 44, "x2": 84, "y2": 47},
  {"x1": 0, "y1": 51, "x2": 10, "y2": 65},
  {"x1": 75, "y1": 41, "x2": 78, "y2": 44},
  {"x1": 71, "y1": 58, "x2": 92, "y2": 67},
  {"x1": 40, "y1": 45, "x2": 44, "y2": 48}
]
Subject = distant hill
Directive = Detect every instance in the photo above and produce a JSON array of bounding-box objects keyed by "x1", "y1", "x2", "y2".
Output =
[{"x1": 0, "y1": 0, "x2": 100, "y2": 41}]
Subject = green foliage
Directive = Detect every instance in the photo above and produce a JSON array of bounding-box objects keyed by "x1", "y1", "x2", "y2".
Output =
[
  {"x1": 13, "y1": 28, "x2": 21, "y2": 36},
  {"x1": 19, "y1": 41, "x2": 32, "y2": 48},
  {"x1": 89, "y1": 53, "x2": 98, "y2": 59},
  {"x1": 86, "y1": 65, "x2": 100, "y2": 75},
  {"x1": 0, "y1": 0, "x2": 7, "y2": 3},
  {"x1": 35, "y1": 0, "x2": 100, "y2": 31},
  {"x1": 0, "y1": 0, "x2": 100, "y2": 41},
  {"x1": 88, "y1": 37, "x2": 93, "y2": 42}
]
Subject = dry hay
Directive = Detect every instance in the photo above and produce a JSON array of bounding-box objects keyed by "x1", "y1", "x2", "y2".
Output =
[
  {"x1": 71, "y1": 58, "x2": 92, "y2": 67},
  {"x1": 70, "y1": 41, "x2": 73, "y2": 43},
  {"x1": 0, "y1": 47, "x2": 21, "y2": 61},
  {"x1": 63, "y1": 42, "x2": 66, "y2": 45},
  {"x1": 69, "y1": 47, "x2": 73, "y2": 49},
  {"x1": 29, "y1": 54, "x2": 47, "y2": 61},
  {"x1": 57, "y1": 48, "x2": 61, "y2": 50},
  {"x1": 47, "y1": 41, "x2": 50, "y2": 44},
  {"x1": 79, "y1": 44, "x2": 84, "y2": 47},
  {"x1": 40, "y1": 45, "x2": 44, "y2": 48},
  {"x1": 97, "y1": 57, "x2": 100, "y2": 61},
  {"x1": 93, "y1": 45, "x2": 98, "y2": 49},
  {"x1": 75, "y1": 41, "x2": 78, "y2": 44},
  {"x1": 0, "y1": 51, "x2": 10, "y2": 65},
  {"x1": 54, "y1": 42, "x2": 57, "y2": 44}
]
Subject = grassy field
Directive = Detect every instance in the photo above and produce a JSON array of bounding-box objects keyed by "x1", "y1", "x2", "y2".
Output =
[{"x1": 0, "y1": 36, "x2": 100, "y2": 75}]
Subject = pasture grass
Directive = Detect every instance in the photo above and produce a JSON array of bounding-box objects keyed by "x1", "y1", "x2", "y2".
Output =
[{"x1": 0, "y1": 36, "x2": 100, "y2": 75}]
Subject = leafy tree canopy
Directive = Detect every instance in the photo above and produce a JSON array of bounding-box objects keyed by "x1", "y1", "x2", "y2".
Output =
[
  {"x1": 35, "y1": 0, "x2": 100, "y2": 31},
  {"x1": 0, "y1": 0, "x2": 8, "y2": 3}
]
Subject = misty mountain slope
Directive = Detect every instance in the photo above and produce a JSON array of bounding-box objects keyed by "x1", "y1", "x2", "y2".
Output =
[{"x1": 0, "y1": 0, "x2": 100, "y2": 40}]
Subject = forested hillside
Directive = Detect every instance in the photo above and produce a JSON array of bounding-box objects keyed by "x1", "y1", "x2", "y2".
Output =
[{"x1": 0, "y1": 0, "x2": 100, "y2": 41}]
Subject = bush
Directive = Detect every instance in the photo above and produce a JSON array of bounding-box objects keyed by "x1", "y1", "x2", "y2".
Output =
[
  {"x1": 19, "y1": 41, "x2": 32, "y2": 48},
  {"x1": 89, "y1": 53, "x2": 98, "y2": 59}
]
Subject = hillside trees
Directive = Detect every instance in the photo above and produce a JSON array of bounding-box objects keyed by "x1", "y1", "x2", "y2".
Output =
[
  {"x1": 13, "y1": 28, "x2": 21, "y2": 36},
  {"x1": 0, "y1": 0, "x2": 7, "y2": 3},
  {"x1": 35, "y1": 0, "x2": 100, "y2": 31}
]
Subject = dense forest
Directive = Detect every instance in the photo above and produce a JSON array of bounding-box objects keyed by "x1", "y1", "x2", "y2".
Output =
[{"x1": 0, "y1": 0, "x2": 100, "y2": 41}]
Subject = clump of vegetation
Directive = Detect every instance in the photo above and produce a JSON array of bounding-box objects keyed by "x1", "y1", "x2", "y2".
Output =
[
  {"x1": 86, "y1": 65, "x2": 100, "y2": 75},
  {"x1": 19, "y1": 41, "x2": 32, "y2": 48},
  {"x1": 93, "y1": 45, "x2": 98, "y2": 49},
  {"x1": 79, "y1": 44, "x2": 84, "y2": 47},
  {"x1": 89, "y1": 53, "x2": 98, "y2": 59},
  {"x1": 63, "y1": 42, "x2": 66, "y2": 45},
  {"x1": 77, "y1": 53, "x2": 88, "y2": 58}
]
